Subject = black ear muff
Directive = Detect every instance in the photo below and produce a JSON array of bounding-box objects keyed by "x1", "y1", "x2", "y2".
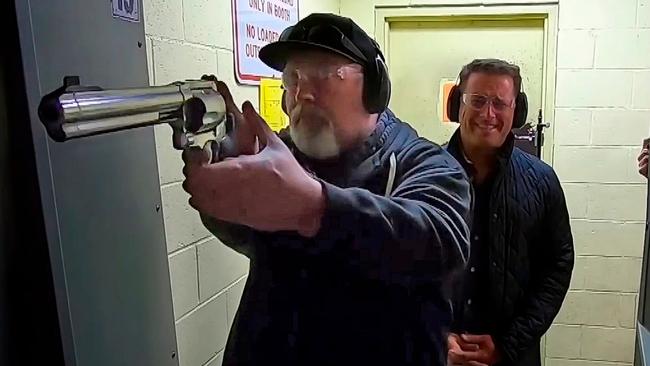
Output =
[
  {"x1": 281, "y1": 89, "x2": 288, "y2": 116},
  {"x1": 362, "y1": 53, "x2": 391, "y2": 114},
  {"x1": 373, "y1": 56, "x2": 391, "y2": 113},
  {"x1": 447, "y1": 85, "x2": 462, "y2": 122},
  {"x1": 513, "y1": 92, "x2": 528, "y2": 129}
]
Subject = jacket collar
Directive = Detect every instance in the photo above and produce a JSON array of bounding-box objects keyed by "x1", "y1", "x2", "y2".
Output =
[{"x1": 446, "y1": 128, "x2": 515, "y2": 179}]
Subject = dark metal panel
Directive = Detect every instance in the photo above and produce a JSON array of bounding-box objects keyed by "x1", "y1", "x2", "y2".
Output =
[{"x1": 15, "y1": 0, "x2": 178, "y2": 365}]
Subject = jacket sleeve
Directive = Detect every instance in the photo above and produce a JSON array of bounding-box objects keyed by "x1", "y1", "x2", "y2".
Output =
[
  {"x1": 307, "y1": 140, "x2": 472, "y2": 286},
  {"x1": 200, "y1": 214, "x2": 258, "y2": 257},
  {"x1": 496, "y1": 170, "x2": 575, "y2": 363}
]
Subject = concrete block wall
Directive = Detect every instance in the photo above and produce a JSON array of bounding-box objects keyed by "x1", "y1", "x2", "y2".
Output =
[
  {"x1": 546, "y1": 1, "x2": 649, "y2": 365},
  {"x1": 340, "y1": 0, "x2": 650, "y2": 365},
  {"x1": 142, "y1": 0, "x2": 340, "y2": 365}
]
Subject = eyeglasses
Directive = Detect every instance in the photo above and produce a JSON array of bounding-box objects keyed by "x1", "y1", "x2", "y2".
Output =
[
  {"x1": 281, "y1": 63, "x2": 363, "y2": 92},
  {"x1": 280, "y1": 24, "x2": 367, "y2": 64},
  {"x1": 462, "y1": 93, "x2": 515, "y2": 112}
]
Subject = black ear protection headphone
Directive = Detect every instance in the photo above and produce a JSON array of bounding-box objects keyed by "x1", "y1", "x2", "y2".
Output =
[
  {"x1": 281, "y1": 89, "x2": 288, "y2": 115},
  {"x1": 278, "y1": 24, "x2": 391, "y2": 115},
  {"x1": 446, "y1": 73, "x2": 528, "y2": 129},
  {"x1": 363, "y1": 39, "x2": 391, "y2": 114}
]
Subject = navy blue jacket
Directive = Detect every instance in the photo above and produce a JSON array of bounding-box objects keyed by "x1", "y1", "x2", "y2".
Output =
[
  {"x1": 446, "y1": 130, "x2": 574, "y2": 366},
  {"x1": 201, "y1": 110, "x2": 472, "y2": 366}
]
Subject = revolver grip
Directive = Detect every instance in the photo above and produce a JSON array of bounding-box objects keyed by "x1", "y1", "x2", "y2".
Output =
[{"x1": 210, "y1": 113, "x2": 239, "y2": 163}]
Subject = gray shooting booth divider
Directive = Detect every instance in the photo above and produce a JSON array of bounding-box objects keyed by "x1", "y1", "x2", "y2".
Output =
[{"x1": 14, "y1": 0, "x2": 179, "y2": 365}]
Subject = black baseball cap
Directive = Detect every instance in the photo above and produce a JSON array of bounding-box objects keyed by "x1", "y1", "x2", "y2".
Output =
[{"x1": 259, "y1": 13, "x2": 383, "y2": 72}]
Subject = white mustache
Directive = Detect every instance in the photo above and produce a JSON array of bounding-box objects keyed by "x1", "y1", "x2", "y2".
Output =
[
  {"x1": 290, "y1": 103, "x2": 326, "y2": 125},
  {"x1": 288, "y1": 104, "x2": 340, "y2": 160}
]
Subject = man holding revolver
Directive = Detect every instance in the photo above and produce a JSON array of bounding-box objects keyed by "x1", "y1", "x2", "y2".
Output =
[{"x1": 182, "y1": 13, "x2": 472, "y2": 366}]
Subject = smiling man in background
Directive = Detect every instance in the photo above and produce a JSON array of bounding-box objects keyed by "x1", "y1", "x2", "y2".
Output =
[{"x1": 444, "y1": 59, "x2": 574, "y2": 366}]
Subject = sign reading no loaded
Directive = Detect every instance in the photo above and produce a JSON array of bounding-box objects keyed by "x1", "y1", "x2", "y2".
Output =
[{"x1": 232, "y1": 0, "x2": 299, "y2": 85}]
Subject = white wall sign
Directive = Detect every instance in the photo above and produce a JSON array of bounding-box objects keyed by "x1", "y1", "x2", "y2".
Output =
[
  {"x1": 232, "y1": 0, "x2": 299, "y2": 85},
  {"x1": 112, "y1": 0, "x2": 140, "y2": 22}
]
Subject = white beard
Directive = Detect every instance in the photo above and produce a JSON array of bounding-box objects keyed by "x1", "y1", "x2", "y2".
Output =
[
  {"x1": 288, "y1": 103, "x2": 341, "y2": 160},
  {"x1": 290, "y1": 123, "x2": 340, "y2": 160}
]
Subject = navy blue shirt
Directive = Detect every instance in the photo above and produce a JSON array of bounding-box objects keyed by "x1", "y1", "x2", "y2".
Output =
[{"x1": 457, "y1": 175, "x2": 494, "y2": 334}]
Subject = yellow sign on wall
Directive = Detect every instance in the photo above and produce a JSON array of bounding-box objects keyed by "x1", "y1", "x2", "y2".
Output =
[{"x1": 259, "y1": 78, "x2": 289, "y2": 132}]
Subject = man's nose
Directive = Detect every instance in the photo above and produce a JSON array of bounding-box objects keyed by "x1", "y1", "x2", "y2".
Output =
[{"x1": 480, "y1": 101, "x2": 497, "y2": 119}]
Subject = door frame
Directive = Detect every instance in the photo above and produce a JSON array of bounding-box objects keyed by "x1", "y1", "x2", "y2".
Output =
[{"x1": 374, "y1": 3, "x2": 559, "y2": 164}]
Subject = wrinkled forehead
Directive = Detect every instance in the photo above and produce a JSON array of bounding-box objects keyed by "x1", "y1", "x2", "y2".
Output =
[
  {"x1": 283, "y1": 49, "x2": 359, "y2": 70},
  {"x1": 465, "y1": 72, "x2": 517, "y2": 99}
]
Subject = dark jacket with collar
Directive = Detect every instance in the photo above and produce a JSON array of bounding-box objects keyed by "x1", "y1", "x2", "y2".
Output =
[
  {"x1": 201, "y1": 110, "x2": 472, "y2": 366},
  {"x1": 445, "y1": 130, "x2": 574, "y2": 366}
]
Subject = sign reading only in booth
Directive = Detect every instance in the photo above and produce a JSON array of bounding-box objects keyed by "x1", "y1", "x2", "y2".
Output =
[{"x1": 232, "y1": 0, "x2": 299, "y2": 85}]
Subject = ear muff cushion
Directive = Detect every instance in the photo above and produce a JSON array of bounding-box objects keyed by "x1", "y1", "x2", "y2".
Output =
[
  {"x1": 447, "y1": 85, "x2": 461, "y2": 122},
  {"x1": 373, "y1": 57, "x2": 391, "y2": 113},
  {"x1": 513, "y1": 92, "x2": 528, "y2": 128},
  {"x1": 362, "y1": 66, "x2": 376, "y2": 113},
  {"x1": 362, "y1": 55, "x2": 391, "y2": 114},
  {"x1": 281, "y1": 89, "x2": 288, "y2": 115}
]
